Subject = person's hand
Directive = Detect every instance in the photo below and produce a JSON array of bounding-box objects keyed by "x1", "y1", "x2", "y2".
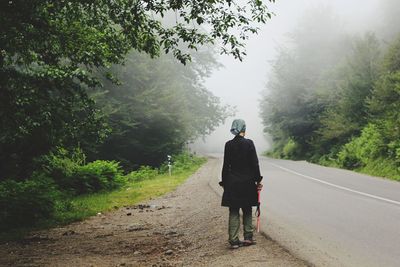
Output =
[{"x1": 257, "y1": 183, "x2": 263, "y2": 190}]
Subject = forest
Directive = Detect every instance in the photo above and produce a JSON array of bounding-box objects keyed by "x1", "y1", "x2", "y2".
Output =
[
  {"x1": 260, "y1": 2, "x2": 400, "y2": 181},
  {"x1": 0, "y1": 0, "x2": 274, "y2": 230}
]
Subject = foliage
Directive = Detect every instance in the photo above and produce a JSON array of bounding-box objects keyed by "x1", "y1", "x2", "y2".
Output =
[
  {"x1": 260, "y1": 7, "x2": 400, "y2": 181},
  {"x1": 168, "y1": 152, "x2": 207, "y2": 173},
  {"x1": 1, "y1": 0, "x2": 271, "y2": 180},
  {"x1": 282, "y1": 138, "x2": 299, "y2": 159},
  {"x1": 260, "y1": 7, "x2": 351, "y2": 158},
  {"x1": 127, "y1": 166, "x2": 159, "y2": 182},
  {"x1": 0, "y1": 175, "x2": 58, "y2": 230},
  {"x1": 337, "y1": 124, "x2": 384, "y2": 168},
  {"x1": 73, "y1": 160, "x2": 125, "y2": 194},
  {"x1": 40, "y1": 148, "x2": 125, "y2": 195},
  {"x1": 0, "y1": 153, "x2": 206, "y2": 238},
  {"x1": 0, "y1": 70, "x2": 108, "y2": 180},
  {"x1": 316, "y1": 33, "x2": 381, "y2": 149},
  {"x1": 359, "y1": 158, "x2": 400, "y2": 181},
  {"x1": 92, "y1": 51, "x2": 230, "y2": 169},
  {"x1": 1, "y1": 0, "x2": 275, "y2": 67}
]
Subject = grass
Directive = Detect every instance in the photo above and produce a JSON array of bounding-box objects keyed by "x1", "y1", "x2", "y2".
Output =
[
  {"x1": 318, "y1": 156, "x2": 400, "y2": 182},
  {"x1": 0, "y1": 157, "x2": 206, "y2": 241},
  {"x1": 357, "y1": 158, "x2": 400, "y2": 181}
]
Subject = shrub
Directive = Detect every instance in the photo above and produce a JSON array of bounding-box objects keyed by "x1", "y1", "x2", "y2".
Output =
[
  {"x1": 361, "y1": 158, "x2": 400, "y2": 181},
  {"x1": 0, "y1": 175, "x2": 58, "y2": 229},
  {"x1": 40, "y1": 148, "x2": 125, "y2": 195},
  {"x1": 39, "y1": 148, "x2": 82, "y2": 193},
  {"x1": 282, "y1": 138, "x2": 299, "y2": 159},
  {"x1": 337, "y1": 123, "x2": 384, "y2": 169},
  {"x1": 73, "y1": 160, "x2": 125, "y2": 194},
  {"x1": 127, "y1": 166, "x2": 158, "y2": 182},
  {"x1": 171, "y1": 153, "x2": 205, "y2": 173}
]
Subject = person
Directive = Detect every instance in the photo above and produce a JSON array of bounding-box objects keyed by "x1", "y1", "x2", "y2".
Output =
[{"x1": 220, "y1": 119, "x2": 263, "y2": 249}]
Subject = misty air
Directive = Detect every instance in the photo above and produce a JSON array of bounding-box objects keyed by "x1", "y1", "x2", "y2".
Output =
[{"x1": 1, "y1": 1, "x2": 400, "y2": 266}]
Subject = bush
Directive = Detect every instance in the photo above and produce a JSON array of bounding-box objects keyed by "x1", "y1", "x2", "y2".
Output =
[
  {"x1": 39, "y1": 148, "x2": 82, "y2": 193},
  {"x1": 127, "y1": 166, "x2": 158, "y2": 182},
  {"x1": 73, "y1": 160, "x2": 125, "y2": 194},
  {"x1": 40, "y1": 148, "x2": 125, "y2": 195},
  {"x1": 170, "y1": 153, "x2": 205, "y2": 173},
  {"x1": 0, "y1": 175, "x2": 58, "y2": 229},
  {"x1": 282, "y1": 138, "x2": 299, "y2": 159},
  {"x1": 337, "y1": 123, "x2": 384, "y2": 169},
  {"x1": 361, "y1": 158, "x2": 400, "y2": 181}
]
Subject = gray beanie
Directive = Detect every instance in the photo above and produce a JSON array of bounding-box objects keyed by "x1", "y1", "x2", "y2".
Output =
[{"x1": 230, "y1": 119, "x2": 246, "y2": 135}]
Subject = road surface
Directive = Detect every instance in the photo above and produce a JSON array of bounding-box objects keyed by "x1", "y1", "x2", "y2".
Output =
[{"x1": 210, "y1": 156, "x2": 400, "y2": 267}]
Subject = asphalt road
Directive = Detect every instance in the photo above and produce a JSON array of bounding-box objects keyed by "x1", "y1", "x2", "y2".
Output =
[{"x1": 209, "y1": 155, "x2": 400, "y2": 267}]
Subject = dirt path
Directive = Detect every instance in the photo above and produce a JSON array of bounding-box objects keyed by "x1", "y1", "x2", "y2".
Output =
[{"x1": 0, "y1": 158, "x2": 308, "y2": 267}]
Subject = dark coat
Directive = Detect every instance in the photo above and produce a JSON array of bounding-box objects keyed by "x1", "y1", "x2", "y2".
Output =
[{"x1": 221, "y1": 135, "x2": 262, "y2": 208}]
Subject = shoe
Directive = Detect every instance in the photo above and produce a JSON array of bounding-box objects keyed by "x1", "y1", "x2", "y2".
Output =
[
  {"x1": 230, "y1": 243, "x2": 240, "y2": 249},
  {"x1": 229, "y1": 240, "x2": 242, "y2": 249},
  {"x1": 242, "y1": 238, "x2": 256, "y2": 246}
]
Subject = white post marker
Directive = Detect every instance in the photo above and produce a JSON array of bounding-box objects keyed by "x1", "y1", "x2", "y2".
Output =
[{"x1": 167, "y1": 155, "x2": 172, "y2": 176}]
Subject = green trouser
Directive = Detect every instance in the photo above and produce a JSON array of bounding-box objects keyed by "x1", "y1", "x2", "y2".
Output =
[{"x1": 228, "y1": 206, "x2": 253, "y2": 244}]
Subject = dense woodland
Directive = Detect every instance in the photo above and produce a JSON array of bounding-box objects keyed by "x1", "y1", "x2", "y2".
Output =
[
  {"x1": 0, "y1": 0, "x2": 274, "y2": 229},
  {"x1": 260, "y1": 3, "x2": 400, "y2": 181}
]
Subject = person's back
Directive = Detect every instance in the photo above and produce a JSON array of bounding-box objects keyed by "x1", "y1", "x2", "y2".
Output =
[
  {"x1": 223, "y1": 135, "x2": 259, "y2": 179},
  {"x1": 220, "y1": 119, "x2": 263, "y2": 249}
]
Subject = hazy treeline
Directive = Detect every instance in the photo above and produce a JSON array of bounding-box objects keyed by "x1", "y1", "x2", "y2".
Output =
[
  {"x1": 261, "y1": 3, "x2": 400, "y2": 180},
  {"x1": 92, "y1": 50, "x2": 229, "y2": 171}
]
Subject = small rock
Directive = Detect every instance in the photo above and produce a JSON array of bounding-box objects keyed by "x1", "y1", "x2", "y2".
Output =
[
  {"x1": 97, "y1": 212, "x2": 102, "y2": 216},
  {"x1": 62, "y1": 230, "x2": 76, "y2": 236},
  {"x1": 133, "y1": 250, "x2": 141, "y2": 255},
  {"x1": 126, "y1": 212, "x2": 132, "y2": 216},
  {"x1": 127, "y1": 224, "x2": 147, "y2": 232},
  {"x1": 165, "y1": 249, "x2": 173, "y2": 255},
  {"x1": 166, "y1": 230, "x2": 178, "y2": 235}
]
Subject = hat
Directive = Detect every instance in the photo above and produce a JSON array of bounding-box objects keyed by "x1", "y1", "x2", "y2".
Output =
[{"x1": 230, "y1": 119, "x2": 246, "y2": 135}]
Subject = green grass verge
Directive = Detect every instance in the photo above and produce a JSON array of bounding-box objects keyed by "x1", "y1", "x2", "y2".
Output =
[
  {"x1": 0, "y1": 157, "x2": 206, "y2": 241},
  {"x1": 356, "y1": 159, "x2": 400, "y2": 182},
  {"x1": 318, "y1": 157, "x2": 400, "y2": 182}
]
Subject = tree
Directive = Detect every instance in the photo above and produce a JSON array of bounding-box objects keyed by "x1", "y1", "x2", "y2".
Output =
[
  {"x1": 316, "y1": 33, "x2": 381, "y2": 152},
  {"x1": 367, "y1": 36, "x2": 400, "y2": 161},
  {"x1": 92, "y1": 50, "x2": 230, "y2": 169},
  {"x1": 260, "y1": 7, "x2": 349, "y2": 158}
]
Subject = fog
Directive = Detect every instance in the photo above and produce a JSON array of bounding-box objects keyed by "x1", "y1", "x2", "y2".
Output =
[{"x1": 191, "y1": 0, "x2": 393, "y2": 155}]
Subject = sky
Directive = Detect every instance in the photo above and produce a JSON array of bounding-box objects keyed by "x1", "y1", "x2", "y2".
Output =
[{"x1": 191, "y1": 0, "x2": 381, "y2": 154}]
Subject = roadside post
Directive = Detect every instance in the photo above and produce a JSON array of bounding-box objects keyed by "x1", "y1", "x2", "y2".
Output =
[{"x1": 167, "y1": 155, "x2": 172, "y2": 176}]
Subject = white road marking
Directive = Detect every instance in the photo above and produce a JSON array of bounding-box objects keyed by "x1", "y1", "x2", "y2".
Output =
[{"x1": 268, "y1": 161, "x2": 400, "y2": 206}]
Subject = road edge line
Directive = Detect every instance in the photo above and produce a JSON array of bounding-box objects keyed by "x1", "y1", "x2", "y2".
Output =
[{"x1": 268, "y1": 161, "x2": 400, "y2": 206}]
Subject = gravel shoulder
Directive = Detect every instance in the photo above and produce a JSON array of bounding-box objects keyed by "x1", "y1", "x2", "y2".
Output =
[{"x1": 0, "y1": 158, "x2": 308, "y2": 267}]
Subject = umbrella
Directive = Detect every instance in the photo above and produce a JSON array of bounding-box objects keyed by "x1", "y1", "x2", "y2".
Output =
[{"x1": 256, "y1": 186, "x2": 262, "y2": 232}]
